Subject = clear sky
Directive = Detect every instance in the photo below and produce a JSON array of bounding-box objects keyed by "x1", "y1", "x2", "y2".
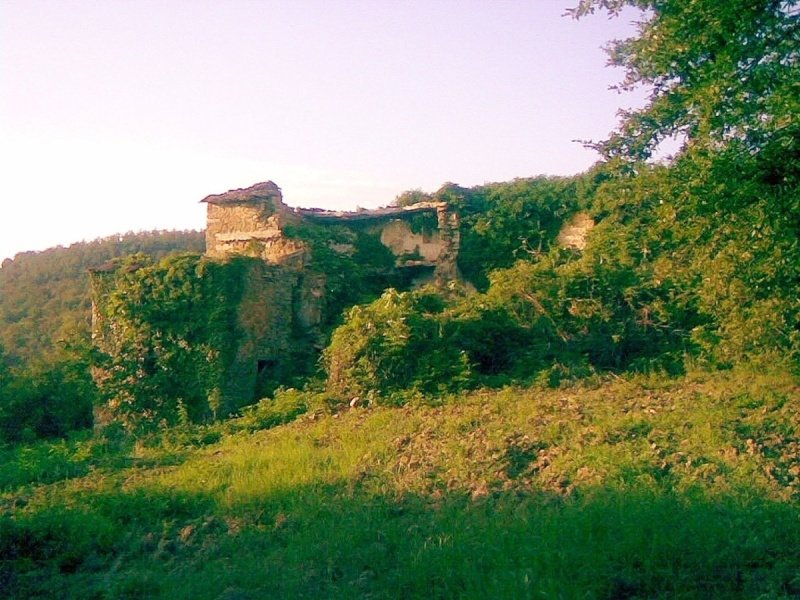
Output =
[{"x1": 0, "y1": 0, "x2": 645, "y2": 262}]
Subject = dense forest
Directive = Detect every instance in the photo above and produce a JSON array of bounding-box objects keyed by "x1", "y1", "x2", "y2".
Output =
[{"x1": 1, "y1": 1, "x2": 799, "y2": 597}]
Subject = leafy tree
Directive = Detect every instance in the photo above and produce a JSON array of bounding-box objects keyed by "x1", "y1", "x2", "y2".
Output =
[
  {"x1": 470, "y1": 244, "x2": 689, "y2": 378},
  {"x1": 570, "y1": 0, "x2": 799, "y2": 163},
  {"x1": 393, "y1": 188, "x2": 432, "y2": 207},
  {"x1": 571, "y1": 0, "x2": 800, "y2": 366}
]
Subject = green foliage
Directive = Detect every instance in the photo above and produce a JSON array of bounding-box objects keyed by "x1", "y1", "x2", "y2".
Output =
[
  {"x1": 0, "y1": 348, "x2": 95, "y2": 443},
  {"x1": 0, "y1": 344, "x2": 9, "y2": 398},
  {"x1": 393, "y1": 188, "x2": 432, "y2": 207},
  {"x1": 452, "y1": 177, "x2": 578, "y2": 289},
  {"x1": 324, "y1": 229, "x2": 696, "y2": 396},
  {"x1": 92, "y1": 253, "x2": 251, "y2": 430},
  {"x1": 582, "y1": 150, "x2": 800, "y2": 369},
  {"x1": 567, "y1": 0, "x2": 800, "y2": 368},
  {"x1": 405, "y1": 210, "x2": 439, "y2": 237},
  {"x1": 0, "y1": 435, "x2": 100, "y2": 490},
  {"x1": 325, "y1": 289, "x2": 471, "y2": 401},
  {"x1": 0, "y1": 230, "x2": 204, "y2": 365},
  {"x1": 443, "y1": 303, "x2": 529, "y2": 378},
  {"x1": 469, "y1": 246, "x2": 689, "y2": 378},
  {"x1": 284, "y1": 222, "x2": 406, "y2": 333},
  {"x1": 237, "y1": 388, "x2": 310, "y2": 431},
  {"x1": 676, "y1": 146, "x2": 800, "y2": 366},
  {"x1": 571, "y1": 0, "x2": 799, "y2": 163},
  {"x1": 395, "y1": 178, "x2": 579, "y2": 290},
  {"x1": 0, "y1": 507, "x2": 116, "y2": 583}
]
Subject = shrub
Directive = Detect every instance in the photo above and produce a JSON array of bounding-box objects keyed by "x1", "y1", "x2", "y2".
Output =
[
  {"x1": 0, "y1": 356, "x2": 94, "y2": 444},
  {"x1": 324, "y1": 289, "x2": 471, "y2": 401}
]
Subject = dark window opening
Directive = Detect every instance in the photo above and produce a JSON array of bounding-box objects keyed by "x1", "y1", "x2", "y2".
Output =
[
  {"x1": 255, "y1": 359, "x2": 280, "y2": 400},
  {"x1": 257, "y1": 359, "x2": 276, "y2": 375}
]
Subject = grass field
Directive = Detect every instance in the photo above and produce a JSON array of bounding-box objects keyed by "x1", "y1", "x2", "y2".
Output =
[{"x1": 2, "y1": 365, "x2": 799, "y2": 598}]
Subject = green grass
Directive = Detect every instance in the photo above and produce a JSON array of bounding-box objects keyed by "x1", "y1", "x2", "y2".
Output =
[{"x1": 2, "y1": 365, "x2": 799, "y2": 598}]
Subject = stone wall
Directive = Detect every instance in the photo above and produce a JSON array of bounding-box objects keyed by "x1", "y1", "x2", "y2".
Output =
[
  {"x1": 198, "y1": 182, "x2": 466, "y2": 404},
  {"x1": 299, "y1": 200, "x2": 462, "y2": 286},
  {"x1": 204, "y1": 182, "x2": 462, "y2": 282},
  {"x1": 378, "y1": 219, "x2": 444, "y2": 263},
  {"x1": 209, "y1": 182, "x2": 469, "y2": 396},
  {"x1": 203, "y1": 181, "x2": 306, "y2": 265},
  {"x1": 221, "y1": 261, "x2": 297, "y2": 407},
  {"x1": 556, "y1": 211, "x2": 595, "y2": 250}
]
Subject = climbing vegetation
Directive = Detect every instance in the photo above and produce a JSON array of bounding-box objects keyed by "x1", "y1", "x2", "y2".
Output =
[
  {"x1": 323, "y1": 0, "x2": 799, "y2": 400},
  {"x1": 91, "y1": 253, "x2": 250, "y2": 430}
]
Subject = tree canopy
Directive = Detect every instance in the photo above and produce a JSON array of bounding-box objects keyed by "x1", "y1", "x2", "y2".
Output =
[
  {"x1": 568, "y1": 0, "x2": 800, "y2": 366},
  {"x1": 571, "y1": 0, "x2": 799, "y2": 164}
]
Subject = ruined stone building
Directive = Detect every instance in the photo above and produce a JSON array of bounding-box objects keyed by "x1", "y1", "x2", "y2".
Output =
[
  {"x1": 91, "y1": 181, "x2": 462, "y2": 413},
  {"x1": 203, "y1": 181, "x2": 461, "y2": 403},
  {"x1": 203, "y1": 181, "x2": 460, "y2": 282}
]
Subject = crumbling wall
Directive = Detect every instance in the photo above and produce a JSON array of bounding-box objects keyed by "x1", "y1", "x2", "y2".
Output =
[
  {"x1": 223, "y1": 261, "x2": 298, "y2": 404},
  {"x1": 202, "y1": 185, "x2": 466, "y2": 401},
  {"x1": 204, "y1": 181, "x2": 306, "y2": 265},
  {"x1": 557, "y1": 211, "x2": 595, "y2": 250},
  {"x1": 206, "y1": 184, "x2": 462, "y2": 289},
  {"x1": 432, "y1": 205, "x2": 461, "y2": 283},
  {"x1": 300, "y1": 201, "x2": 462, "y2": 287},
  {"x1": 379, "y1": 219, "x2": 446, "y2": 263}
]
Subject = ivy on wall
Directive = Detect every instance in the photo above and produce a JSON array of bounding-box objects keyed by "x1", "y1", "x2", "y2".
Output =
[{"x1": 91, "y1": 253, "x2": 252, "y2": 430}]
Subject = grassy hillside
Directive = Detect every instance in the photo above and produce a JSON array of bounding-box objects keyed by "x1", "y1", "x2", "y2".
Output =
[{"x1": 2, "y1": 365, "x2": 798, "y2": 599}]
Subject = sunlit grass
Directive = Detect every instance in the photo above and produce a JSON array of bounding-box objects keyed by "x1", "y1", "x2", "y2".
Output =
[{"x1": 2, "y1": 365, "x2": 799, "y2": 598}]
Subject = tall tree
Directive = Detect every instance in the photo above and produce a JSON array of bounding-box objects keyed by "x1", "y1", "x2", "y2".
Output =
[
  {"x1": 572, "y1": 0, "x2": 800, "y2": 364},
  {"x1": 571, "y1": 0, "x2": 799, "y2": 163}
]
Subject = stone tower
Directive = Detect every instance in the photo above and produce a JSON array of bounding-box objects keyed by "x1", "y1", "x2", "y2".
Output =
[{"x1": 202, "y1": 181, "x2": 306, "y2": 265}]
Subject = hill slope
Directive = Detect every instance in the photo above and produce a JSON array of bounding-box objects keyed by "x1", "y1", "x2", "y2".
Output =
[
  {"x1": 0, "y1": 230, "x2": 204, "y2": 363},
  {"x1": 2, "y1": 366, "x2": 798, "y2": 598}
]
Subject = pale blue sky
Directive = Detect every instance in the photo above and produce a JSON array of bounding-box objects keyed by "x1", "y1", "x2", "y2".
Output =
[{"x1": 0, "y1": 0, "x2": 645, "y2": 262}]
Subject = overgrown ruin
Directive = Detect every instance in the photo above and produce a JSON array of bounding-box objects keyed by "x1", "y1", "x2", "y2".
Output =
[
  {"x1": 203, "y1": 181, "x2": 461, "y2": 282},
  {"x1": 91, "y1": 181, "x2": 462, "y2": 416}
]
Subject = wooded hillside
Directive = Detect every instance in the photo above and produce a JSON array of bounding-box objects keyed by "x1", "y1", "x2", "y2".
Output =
[{"x1": 0, "y1": 230, "x2": 204, "y2": 364}]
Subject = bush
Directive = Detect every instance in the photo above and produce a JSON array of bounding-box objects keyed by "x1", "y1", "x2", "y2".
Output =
[
  {"x1": 443, "y1": 303, "x2": 531, "y2": 377},
  {"x1": 0, "y1": 356, "x2": 94, "y2": 444},
  {"x1": 324, "y1": 289, "x2": 471, "y2": 401},
  {"x1": 452, "y1": 177, "x2": 578, "y2": 289}
]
